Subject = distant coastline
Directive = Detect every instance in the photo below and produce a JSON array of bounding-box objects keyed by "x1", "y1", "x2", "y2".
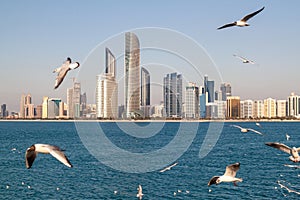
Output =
[{"x1": 1, "y1": 119, "x2": 300, "y2": 122}]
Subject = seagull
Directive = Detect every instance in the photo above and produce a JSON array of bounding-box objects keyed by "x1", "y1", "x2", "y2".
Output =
[
  {"x1": 265, "y1": 142, "x2": 300, "y2": 162},
  {"x1": 25, "y1": 144, "x2": 73, "y2": 169},
  {"x1": 217, "y1": 7, "x2": 265, "y2": 30},
  {"x1": 208, "y1": 162, "x2": 243, "y2": 186},
  {"x1": 159, "y1": 162, "x2": 178, "y2": 173},
  {"x1": 231, "y1": 125, "x2": 263, "y2": 135},
  {"x1": 233, "y1": 54, "x2": 255, "y2": 64},
  {"x1": 255, "y1": 122, "x2": 262, "y2": 128},
  {"x1": 136, "y1": 185, "x2": 143, "y2": 200},
  {"x1": 286, "y1": 133, "x2": 290, "y2": 141},
  {"x1": 53, "y1": 57, "x2": 80, "y2": 89}
]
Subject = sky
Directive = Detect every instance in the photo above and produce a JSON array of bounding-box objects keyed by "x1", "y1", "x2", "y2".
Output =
[{"x1": 1, "y1": 0, "x2": 300, "y2": 112}]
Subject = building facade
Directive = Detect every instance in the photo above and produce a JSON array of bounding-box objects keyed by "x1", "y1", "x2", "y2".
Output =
[
  {"x1": 185, "y1": 82, "x2": 199, "y2": 118},
  {"x1": 124, "y1": 32, "x2": 141, "y2": 118},
  {"x1": 141, "y1": 67, "x2": 150, "y2": 118},
  {"x1": 163, "y1": 72, "x2": 182, "y2": 118},
  {"x1": 264, "y1": 98, "x2": 276, "y2": 118},
  {"x1": 96, "y1": 48, "x2": 118, "y2": 119},
  {"x1": 226, "y1": 96, "x2": 240, "y2": 119}
]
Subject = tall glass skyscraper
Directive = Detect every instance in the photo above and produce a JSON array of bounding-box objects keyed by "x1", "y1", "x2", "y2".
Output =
[
  {"x1": 141, "y1": 67, "x2": 150, "y2": 117},
  {"x1": 220, "y1": 83, "x2": 232, "y2": 101},
  {"x1": 163, "y1": 72, "x2": 182, "y2": 118},
  {"x1": 185, "y1": 82, "x2": 199, "y2": 118},
  {"x1": 204, "y1": 75, "x2": 215, "y2": 103},
  {"x1": 96, "y1": 48, "x2": 118, "y2": 119},
  {"x1": 124, "y1": 32, "x2": 140, "y2": 118}
]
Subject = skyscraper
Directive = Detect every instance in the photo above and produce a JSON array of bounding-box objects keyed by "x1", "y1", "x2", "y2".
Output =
[
  {"x1": 288, "y1": 92, "x2": 300, "y2": 117},
  {"x1": 185, "y1": 82, "x2": 199, "y2": 118},
  {"x1": 264, "y1": 98, "x2": 276, "y2": 118},
  {"x1": 204, "y1": 75, "x2": 214, "y2": 103},
  {"x1": 220, "y1": 83, "x2": 232, "y2": 101},
  {"x1": 96, "y1": 48, "x2": 118, "y2": 119},
  {"x1": 20, "y1": 94, "x2": 34, "y2": 119},
  {"x1": 226, "y1": 96, "x2": 240, "y2": 119},
  {"x1": 163, "y1": 72, "x2": 182, "y2": 118},
  {"x1": 47, "y1": 98, "x2": 61, "y2": 119},
  {"x1": 67, "y1": 88, "x2": 74, "y2": 118},
  {"x1": 141, "y1": 67, "x2": 150, "y2": 117},
  {"x1": 124, "y1": 32, "x2": 140, "y2": 118},
  {"x1": 1, "y1": 104, "x2": 7, "y2": 118},
  {"x1": 42, "y1": 96, "x2": 49, "y2": 119}
]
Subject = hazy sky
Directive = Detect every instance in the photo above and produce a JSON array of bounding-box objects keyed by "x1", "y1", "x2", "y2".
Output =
[{"x1": 1, "y1": 0, "x2": 300, "y2": 111}]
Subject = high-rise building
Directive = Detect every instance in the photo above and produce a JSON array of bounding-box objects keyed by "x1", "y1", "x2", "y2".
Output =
[
  {"x1": 220, "y1": 83, "x2": 232, "y2": 101},
  {"x1": 264, "y1": 98, "x2": 276, "y2": 118},
  {"x1": 204, "y1": 75, "x2": 215, "y2": 103},
  {"x1": 96, "y1": 48, "x2": 118, "y2": 119},
  {"x1": 277, "y1": 100, "x2": 287, "y2": 118},
  {"x1": 226, "y1": 96, "x2": 240, "y2": 119},
  {"x1": 36, "y1": 105, "x2": 42, "y2": 118},
  {"x1": 253, "y1": 100, "x2": 264, "y2": 118},
  {"x1": 42, "y1": 96, "x2": 49, "y2": 119},
  {"x1": 206, "y1": 102, "x2": 218, "y2": 119},
  {"x1": 124, "y1": 32, "x2": 140, "y2": 118},
  {"x1": 1, "y1": 104, "x2": 7, "y2": 118},
  {"x1": 141, "y1": 67, "x2": 150, "y2": 117},
  {"x1": 242, "y1": 100, "x2": 254, "y2": 118},
  {"x1": 73, "y1": 82, "x2": 81, "y2": 118},
  {"x1": 20, "y1": 94, "x2": 35, "y2": 119},
  {"x1": 67, "y1": 88, "x2": 74, "y2": 118},
  {"x1": 287, "y1": 92, "x2": 300, "y2": 117},
  {"x1": 185, "y1": 82, "x2": 199, "y2": 118},
  {"x1": 163, "y1": 72, "x2": 182, "y2": 118},
  {"x1": 47, "y1": 98, "x2": 61, "y2": 119},
  {"x1": 19, "y1": 94, "x2": 26, "y2": 118}
]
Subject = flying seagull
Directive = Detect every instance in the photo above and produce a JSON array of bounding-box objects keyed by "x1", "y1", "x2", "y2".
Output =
[
  {"x1": 286, "y1": 133, "x2": 290, "y2": 141},
  {"x1": 255, "y1": 122, "x2": 262, "y2": 128},
  {"x1": 25, "y1": 144, "x2": 73, "y2": 169},
  {"x1": 231, "y1": 125, "x2": 263, "y2": 135},
  {"x1": 217, "y1": 7, "x2": 265, "y2": 30},
  {"x1": 208, "y1": 162, "x2": 242, "y2": 186},
  {"x1": 136, "y1": 185, "x2": 143, "y2": 200},
  {"x1": 265, "y1": 142, "x2": 300, "y2": 162},
  {"x1": 53, "y1": 57, "x2": 80, "y2": 89},
  {"x1": 233, "y1": 54, "x2": 255, "y2": 64},
  {"x1": 159, "y1": 162, "x2": 178, "y2": 173}
]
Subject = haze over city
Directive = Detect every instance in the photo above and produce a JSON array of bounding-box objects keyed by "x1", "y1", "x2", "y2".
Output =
[{"x1": 1, "y1": 0, "x2": 300, "y2": 112}]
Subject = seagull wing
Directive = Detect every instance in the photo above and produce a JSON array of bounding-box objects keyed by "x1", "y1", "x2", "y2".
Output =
[
  {"x1": 54, "y1": 63, "x2": 70, "y2": 89},
  {"x1": 208, "y1": 176, "x2": 219, "y2": 186},
  {"x1": 241, "y1": 7, "x2": 265, "y2": 22},
  {"x1": 47, "y1": 145, "x2": 73, "y2": 167},
  {"x1": 231, "y1": 125, "x2": 243, "y2": 130},
  {"x1": 296, "y1": 147, "x2": 300, "y2": 152},
  {"x1": 217, "y1": 22, "x2": 236, "y2": 30},
  {"x1": 233, "y1": 54, "x2": 246, "y2": 61},
  {"x1": 247, "y1": 128, "x2": 263, "y2": 135},
  {"x1": 224, "y1": 162, "x2": 240, "y2": 177},
  {"x1": 265, "y1": 142, "x2": 292, "y2": 155},
  {"x1": 25, "y1": 148, "x2": 37, "y2": 169},
  {"x1": 64, "y1": 57, "x2": 72, "y2": 64}
]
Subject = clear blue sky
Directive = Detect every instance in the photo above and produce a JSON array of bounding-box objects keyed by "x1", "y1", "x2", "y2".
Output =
[{"x1": 1, "y1": 0, "x2": 300, "y2": 111}]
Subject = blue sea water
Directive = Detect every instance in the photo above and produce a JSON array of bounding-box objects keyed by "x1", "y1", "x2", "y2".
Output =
[{"x1": 1, "y1": 121, "x2": 300, "y2": 199}]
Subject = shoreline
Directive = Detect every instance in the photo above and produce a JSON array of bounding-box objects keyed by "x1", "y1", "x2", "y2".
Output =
[{"x1": 1, "y1": 119, "x2": 300, "y2": 122}]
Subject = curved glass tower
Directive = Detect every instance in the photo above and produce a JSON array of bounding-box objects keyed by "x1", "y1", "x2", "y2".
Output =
[{"x1": 124, "y1": 32, "x2": 140, "y2": 118}]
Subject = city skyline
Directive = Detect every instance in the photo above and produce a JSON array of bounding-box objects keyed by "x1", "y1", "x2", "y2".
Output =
[{"x1": 1, "y1": 1, "x2": 300, "y2": 111}]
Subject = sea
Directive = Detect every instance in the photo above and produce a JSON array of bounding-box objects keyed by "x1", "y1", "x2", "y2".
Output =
[{"x1": 1, "y1": 121, "x2": 300, "y2": 199}]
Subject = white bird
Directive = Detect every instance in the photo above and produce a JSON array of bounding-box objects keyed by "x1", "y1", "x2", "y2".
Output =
[
  {"x1": 286, "y1": 133, "x2": 290, "y2": 141},
  {"x1": 25, "y1": 144, "x2": 73, "y2": 169},
  {"x1": 159, "y1": 162, "x2": 178, "y2": 173},
  {"x1": 53, "y1": 57, "x2": 80, "y2": 89},
  {"x1": 136, "y1": 185, "x2": 143, "y2": 200},
  {"x1": 231, "y1": 125, "x2": 263, "y2": 135},
  {"x1": 265, "y1": 142, "x2": 300, "y2": 162},
  {"x1": 208, "y1": 162, "x2": 243, "y2": 186},
  {"x1": 218, "y1": 7, "x2": 265, "y2": 30},
  {"x1": 255, "y1": 122, "x2": 262, "y2": 128},
  {"x1": 233, "y1": 54, "x2": 255, "y2": 64}
]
